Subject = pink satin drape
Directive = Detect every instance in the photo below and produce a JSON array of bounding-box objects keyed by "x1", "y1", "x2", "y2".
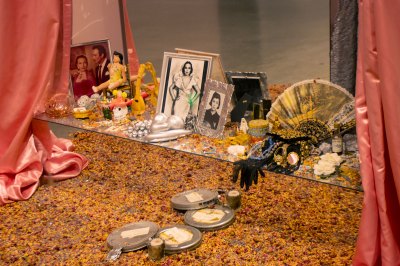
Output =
[
  {"x1": 354, "y1": 0, "x2": 400, "y2": 265},
  {"x1": 122, "y1": 0, "x2": 140, "y2": 76},
  {"x1": 0, "y1": 0, "x2": 88, "y2": 205}
]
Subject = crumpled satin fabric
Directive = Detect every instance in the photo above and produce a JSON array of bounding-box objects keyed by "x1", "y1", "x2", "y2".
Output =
[
  {"x1": 353, "y1": 0, "x2": 400, "y2": 265},
  {"x1": 0, "y1": 0, "x2": 88, "y2": 205},
  {"x1": 0, "y1": 121, "x2": 88, "y2": 205}
]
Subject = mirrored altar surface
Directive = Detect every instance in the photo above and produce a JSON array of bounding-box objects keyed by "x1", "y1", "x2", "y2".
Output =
[{"x1": 34, "y1": 108, "x2": 362, "y2": 192}]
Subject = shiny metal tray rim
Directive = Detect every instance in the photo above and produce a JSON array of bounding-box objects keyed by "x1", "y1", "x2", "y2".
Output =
[
  {"x1": 157, "y1": 224, "x2": 202, "y2": 254},
  {"x1": 171, "y1": 188, "x2": 219, "y2": 211},
  {"x1": 106, "y1": 221, "x2": 159, "y2": 252},
  {"x1": 184, "y1": 205, "x2": 235, "y2": 231}
]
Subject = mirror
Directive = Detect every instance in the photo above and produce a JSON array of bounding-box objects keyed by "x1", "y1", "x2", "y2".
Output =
[
  {"x1": 287, "y1": 152, "x2": 300, "y2": 166},
  {"x1": 126, "y1": 0, "x2": 330, "y2": 85},
  {"x1": 71, "y1": 0, "x2": 132, "y2": 98},
  {"x1": 71, "y1": 0, "x2": 128, "y2": 72},
  {"x1": 72, "y1": 0, "x2": 128, "y2": 60}
]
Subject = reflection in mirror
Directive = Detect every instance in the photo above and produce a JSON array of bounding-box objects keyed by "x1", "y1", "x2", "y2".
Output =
[
  {"x1": 127, "y1": 0, "x2": 329, "y2": 84},
  {"x1": 226, "y1": 72, "x2": 268, "y2": 105},
  {"x1": 72, "y1": 0, "x2": 128, "y2": 59},
  {"x1": 71, "y1": 0, "x2": 132, "y2": 98}
]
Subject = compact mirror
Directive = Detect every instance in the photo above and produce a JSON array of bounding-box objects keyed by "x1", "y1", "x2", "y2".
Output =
[{"x1": 287, "y1": 152, "x2": 300, "y2": 166}]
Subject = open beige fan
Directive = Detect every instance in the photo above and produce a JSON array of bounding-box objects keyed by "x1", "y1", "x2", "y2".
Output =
[{"x1": 266, "y1": 79, "x2": 355, "y2": 143}]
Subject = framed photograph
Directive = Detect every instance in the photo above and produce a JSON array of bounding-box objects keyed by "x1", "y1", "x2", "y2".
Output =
[
  {"x1": 175, "y1": 48, "x2": 227, "y2": 83},
  {"x1": 157, "y1": 52, "x2": 213, "y2": 122},
  {"x1": 197, "y1": 79, "x2": 234, "y2": 138},
  {"x1": 70, "y1": 40, "x2": 111, "y2": 100},
  {"x1": 225, "y1": 71, "x2": 269, "y2": 106}
]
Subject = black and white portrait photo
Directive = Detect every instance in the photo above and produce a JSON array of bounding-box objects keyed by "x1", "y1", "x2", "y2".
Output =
[
  {"x1": 197, "y1": 79, "x2": 234, "y2": 138},
  {"x1": 202, "y1": 91, "x2": 225, "y2": 130},
  {"x1": 157, "y1": 52, "x2": 212, "y2": 121}
]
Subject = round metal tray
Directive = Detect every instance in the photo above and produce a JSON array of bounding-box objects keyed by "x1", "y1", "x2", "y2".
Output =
[
  {"x1": 170, "y1": 188, "x2": 218, "y2": 211},
  {"x1": 106, "y1": 221, "x2": 159, "y2": 252},
  {"x1": 157, "y1": 224, "x2": 202, "y2": 254},
  {"x1": 184, "y1": 205, "x2": 235, "y2": 231}
]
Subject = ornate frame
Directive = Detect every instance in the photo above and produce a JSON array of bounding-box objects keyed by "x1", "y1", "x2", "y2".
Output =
[{"x1": 197, "y1": 79, "x2": 234, "y2": 138}]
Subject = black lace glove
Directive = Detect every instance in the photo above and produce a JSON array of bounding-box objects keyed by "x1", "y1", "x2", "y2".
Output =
[
  {"x1": 232, "y1": 158, "x2": 266, "y2": 190},
  {"x1": 232, "y1": 136, "x2": 282, "y2": 190}
]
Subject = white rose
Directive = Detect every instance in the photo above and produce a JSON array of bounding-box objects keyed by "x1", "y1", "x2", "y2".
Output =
[{"x1": 227, "y1": 145, "x2": 246, "y2": 156}]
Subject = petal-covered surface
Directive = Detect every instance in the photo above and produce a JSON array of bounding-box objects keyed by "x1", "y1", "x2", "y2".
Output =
[{"x1": 0, "y1": 132, "x2": 362, "y2": 265}]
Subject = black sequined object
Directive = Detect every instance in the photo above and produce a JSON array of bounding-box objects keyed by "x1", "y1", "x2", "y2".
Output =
[
  {"x1": 232, "y1": 137, "x2": 282, "y2": 190},
  {"x1": 232, "y1": 129, "x2": 311, "y2": 190}
]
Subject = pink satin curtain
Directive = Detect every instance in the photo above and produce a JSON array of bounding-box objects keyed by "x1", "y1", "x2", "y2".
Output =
[
  {"x1": 122, "y1": 0, "x2": 140, "y2": 76},
  {"x1": 354, "y1": 0, "x2": 400, "y2": 265},
  {"x1": 0, "y1": 0, "x2": 88, "y2": 205}
]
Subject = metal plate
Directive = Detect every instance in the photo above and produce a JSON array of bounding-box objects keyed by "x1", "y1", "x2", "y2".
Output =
[
  {"x1": 157, "y1": 225, "x2": 202, "y2": 254},
  {"x1": 184, "y1": 205, "x2": 235, "y2": 231},
  {"x1": 106, "y1": 221, "x2": 159, "y2": 252},
  {"x1": 170, "y1": 188, "x2": 218, "y2": 211}
]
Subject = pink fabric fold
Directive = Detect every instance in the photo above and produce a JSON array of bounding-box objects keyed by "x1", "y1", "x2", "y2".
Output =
[
  {"x1": 0, "y1": 0, "x2": 88, "y2": 205},
  {"x1": 122, "y1": 0, "x2": 140, "y2": 76},
  {"x1": 32, "y1": 120, "x2": 88, "y2": 181},
  {"x1": 353, "y1": 0, "x2": 400, "y2": 264}
]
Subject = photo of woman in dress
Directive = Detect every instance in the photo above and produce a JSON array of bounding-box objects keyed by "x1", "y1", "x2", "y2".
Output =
[
  {"x1": 71, "y1": 55, "x2": 96, "y2": 99},
  {"x1": 168, "y1": 61, "x2": 200, "y2": 120},
  {"x1": 203, "y1": 91, "x2": 222, "y2": 130}
]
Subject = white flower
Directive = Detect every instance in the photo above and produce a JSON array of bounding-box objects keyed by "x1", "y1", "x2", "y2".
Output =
[
  {"x1": 320, "y1": 153, "x2": 343, "y2": 166},
  {"x1": 313, "y1": 153, "x2": 343, "y2": 176},
  {"x1": 227, "y1": 145, "x2": 246, "y2": 156}
]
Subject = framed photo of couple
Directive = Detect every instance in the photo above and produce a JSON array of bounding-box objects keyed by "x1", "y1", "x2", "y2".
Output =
[{"x1": 70, "y1": 40, "x2": 111, "y2": 100}]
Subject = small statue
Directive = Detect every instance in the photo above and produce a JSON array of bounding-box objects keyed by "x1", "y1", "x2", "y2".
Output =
[
  {"x1": 239, "y1": 118, "x2": 249, "y2": 134},
  {"x1": 109, "y1": 90, "x2": 132, "y2": 122},
  {"x1": 92, "y1": 51, "x2": 127, "y2": 95},
  {"x1": 76, "y1": 95, "x2": 90, "y2": 108}
]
